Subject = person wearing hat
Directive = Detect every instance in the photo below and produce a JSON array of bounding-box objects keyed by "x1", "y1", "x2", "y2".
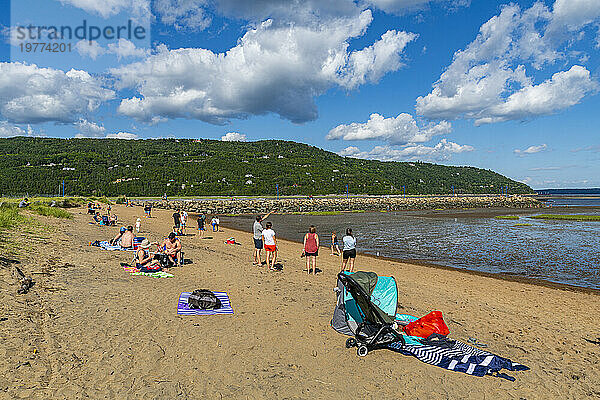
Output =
[
  {"x1": 110, "y1": 227, "x2": 127, "y2": 246},
  {"x1": 136, "y1": 239, "x2": 160, "y2": 271}
]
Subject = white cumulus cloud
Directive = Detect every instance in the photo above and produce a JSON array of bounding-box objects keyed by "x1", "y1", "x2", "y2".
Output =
[
  {"x1": 111, "y1": 11, "x2": 416, "y2": 124},
  {"x1": 105, "y1": 131, "x2": 139, "y2": 139},
  {"x1": 74, "y1": 40, "x2": 106, "y2": 60},
  {"x1": 416, "y1": 1, "x2": 600, "y2": 125},
  {"x1": 514, "y1": 143, "x2": 548, "y2": 156},
  {"x1": 107, "y1": 39, "x2": 151, "y2": 60},
  {"x1": 74, "y1": 119, "x2": 106, "y2": 137},
  {"x1": 0, "y1": 62, "x2": 115, "y2": 124},
  {"x1": 327, "y1": 113, "x2": 450, "y2": 145},
  {"x1": 56, "y1": 0, "x2": 150, "y2": 18},
  {"x1": 153, "y1": 0, "x2": 212, "y2": 31},
  {"x1": 221, "y1": 132, "x2": 247, "y2": 142},
  {"x1": 339, "y1": 139, "x2": 473, "y2": 162}
]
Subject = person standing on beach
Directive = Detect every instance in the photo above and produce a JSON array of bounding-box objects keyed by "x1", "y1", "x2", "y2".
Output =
[
  {"x1": 330, "y1": 231, "x2": 341, "y2": 256},
  {"x1": 181, "y1": 210, "x2": 188, "y2": 235},
  {"x1": 262, "y1": 222, "x2": 277, "y2": 270},
  {"x1": 341, "y1": 228, "x2": 356, "y2": 273},
  {"x1": 253, "y1": 211, "x2": 273, "y2": 265},
  {"x1": 197, "y1": 213, "x2": 206, "y2": 238},
  {"x1": 303, "y1": 226, "x2": 319, "y2": 275},
  {"x1": 173, "y1": 209, "x2": 181, "y2": 235},
  {"x1": 135, "y1": 218, "x2": 141, "y2": 233}
]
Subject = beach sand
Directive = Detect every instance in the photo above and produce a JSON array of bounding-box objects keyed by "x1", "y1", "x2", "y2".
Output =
[{"x1": 1, "y1": 204, "x2": 599, "y2": 399}]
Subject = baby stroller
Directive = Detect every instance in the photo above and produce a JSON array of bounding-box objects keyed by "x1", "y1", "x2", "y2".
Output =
[{"x1": 332, "y1": 271, "x2": 405, "y2": 357}]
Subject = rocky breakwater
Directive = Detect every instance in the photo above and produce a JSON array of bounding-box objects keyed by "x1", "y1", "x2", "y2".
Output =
[{"x1": 133, "y1": 195, "x2": 542, "y2": 215}]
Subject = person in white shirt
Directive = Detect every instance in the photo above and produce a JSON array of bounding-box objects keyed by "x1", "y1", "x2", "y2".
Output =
[
  {"x1": 262, "y1": 222, "x2": 277, "y2": 270},
  {"x1": 341, "y1": 228, "x2": 357, "y2": 273},
  {"x1": 135, "y1": 218, "x2": 141, "y2": 233},
  {"x1": 181, "y1": 210, "x2": 188, "y2": 234}
]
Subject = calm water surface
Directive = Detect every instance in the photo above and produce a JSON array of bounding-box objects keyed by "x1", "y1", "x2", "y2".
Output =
[{"x1": 224, "y1": 209, "x2": 600, "y2": 290}]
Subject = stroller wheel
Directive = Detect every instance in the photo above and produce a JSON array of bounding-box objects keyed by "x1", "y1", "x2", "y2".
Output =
[
  {"x1": 345, "y1": 338, "x2": 357, "y2": 348},
  {"x1": 357, "y1": 345, "x2": 368, "y2": 357}
]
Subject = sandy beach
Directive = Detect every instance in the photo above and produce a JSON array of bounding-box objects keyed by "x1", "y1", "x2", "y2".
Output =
[{"x1": 1, "y1": 204, "x2": 599, "y2": 399}]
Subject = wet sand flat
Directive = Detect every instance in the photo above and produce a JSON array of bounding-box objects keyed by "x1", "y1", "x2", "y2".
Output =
[{"x1": 1, "y1": 204, "x2": 599, "y2": 399}]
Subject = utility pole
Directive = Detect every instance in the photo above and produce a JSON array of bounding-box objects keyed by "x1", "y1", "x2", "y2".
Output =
[
  {"x1": 62, "y1": 180, "x2": 65, "y2": 197},
  {"x1": 276, "y1": 184, "x2": 279, "y2": 200},
  {"x1": 403, "y1": 185, "x2": 406, "y2": 198},
  {"x1": 346, "y1": 184, "x2": 349, "y2": 199}
]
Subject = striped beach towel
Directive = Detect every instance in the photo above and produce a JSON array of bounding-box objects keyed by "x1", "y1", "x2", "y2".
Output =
[
  {"x1": 387, "y1": 339, "x2": 529, "y2": 378},
  {"x1": 122, "y1": 264, "x2": 173, "y2": 278},
  {"x1": 177, "y1": 292, "x2": 234, "y2": 315}
]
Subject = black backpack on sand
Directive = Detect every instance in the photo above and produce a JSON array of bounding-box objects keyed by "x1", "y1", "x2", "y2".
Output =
[{"x1": 188, "y1": 289, "x2": 222, "y2": 310}]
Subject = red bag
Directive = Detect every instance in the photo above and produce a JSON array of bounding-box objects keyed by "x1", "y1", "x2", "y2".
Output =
[{"x1": 402, "y1": 311, "x2": 450, "y2": 338}]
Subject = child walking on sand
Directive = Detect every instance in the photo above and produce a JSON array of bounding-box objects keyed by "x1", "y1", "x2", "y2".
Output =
[
  {"x1": 330, "y1": 231, "x2": 340, "y2": 256},
  {"x1": 135, "y1": 218, "x2": 141, "y2": 233}
]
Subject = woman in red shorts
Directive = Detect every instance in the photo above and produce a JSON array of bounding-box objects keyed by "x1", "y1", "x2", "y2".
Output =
[{"x1": 262, "y1": 222, "x2": 278, "y2": 270}]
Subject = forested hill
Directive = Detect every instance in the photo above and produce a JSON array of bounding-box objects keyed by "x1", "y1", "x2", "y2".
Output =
[{"x1": 1, "y1": 137, "x2": 532, "y2": 197}]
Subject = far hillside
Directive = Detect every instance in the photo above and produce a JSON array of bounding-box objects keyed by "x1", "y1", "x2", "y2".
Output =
[{"x1": 1, "y1": 137, "x2": 533, "y2": 197}]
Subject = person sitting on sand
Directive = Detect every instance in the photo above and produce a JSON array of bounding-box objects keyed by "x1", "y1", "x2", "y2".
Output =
[
  {"x1": 110, "y1": 227, "x2": 127, "y2": 246},
  {"x1": 136, "y1": 239, "x2": 160, "y2": 271},
  {"x1": 108, "y1": 214, "x2": 118, "y2": 226},
  {"x1": 92, "y1": 212, "x2": 103, "y2": 224},
  {"x1": 303, "y1": 225, "x2": 319, "y2": 275},
  {"x1": 330, "y1": 231, "x2": 341, "y2": 256},
  {"x1": 341, "y1": 228, "x2": 357, "y2": 273},
  {"x1": 262, "y1": 222, "x2": 277, "y2": 271},
  {"x1": 18, "y1": 198, "x2": 29, "y2": 208},
  {"x1": 120, "y1": 226, "x2": 135, "y2": 249},
  {"x1": 162, "y1": 232, "x2": 182, "y2": 267}
]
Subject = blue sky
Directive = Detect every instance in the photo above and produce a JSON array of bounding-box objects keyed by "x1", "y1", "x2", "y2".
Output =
[{"x1": 1, "y1": 0, "x2": 599, "y2": 189}]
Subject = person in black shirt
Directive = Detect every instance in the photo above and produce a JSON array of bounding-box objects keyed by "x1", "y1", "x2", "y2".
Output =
[{"x1": 173, "y1": 209, "x2": 181, "y2": 235}]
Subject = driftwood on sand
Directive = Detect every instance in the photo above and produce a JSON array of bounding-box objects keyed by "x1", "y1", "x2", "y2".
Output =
[{"x1": 14, "y1": 266, "x2": 33, "y2": 294}]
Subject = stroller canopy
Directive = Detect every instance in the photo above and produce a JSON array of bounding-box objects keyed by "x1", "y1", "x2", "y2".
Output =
[{"x1": 331, "y1": 271, "x2": 398, "y2": 336}]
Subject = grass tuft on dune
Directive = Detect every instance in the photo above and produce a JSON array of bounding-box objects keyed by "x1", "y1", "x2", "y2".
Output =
[
  {"x1": 0, "y1": 203, "x2": 24, "y2": 229},
  {"x1": 29, "y1": 204, "x2": 73, "y2": 219},
  {"x1": 494, "y1": 215, "x2": 519, "y2": 220}
]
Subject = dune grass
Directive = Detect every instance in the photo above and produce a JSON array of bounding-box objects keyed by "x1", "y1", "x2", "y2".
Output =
[
  {"x1": 494, "y1": 215, "x2": 520, "y2": 220},
  {"x1": 0, "y1": 203, "x2": 24, "y2": 229},
  {"x1": 28, "y1": 204, "x2": 73, "y2": 219},
  {"x1": 530, "y1": 214, "x2": 600, "y2": 222},
  {"x1": 513, "y1": 223, "x2": 532, "y2": 227}
]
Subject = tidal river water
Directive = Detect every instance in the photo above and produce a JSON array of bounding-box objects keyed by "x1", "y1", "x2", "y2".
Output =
[{"x1": 224, "y1": 206, "x2": 600, "y2": 290}]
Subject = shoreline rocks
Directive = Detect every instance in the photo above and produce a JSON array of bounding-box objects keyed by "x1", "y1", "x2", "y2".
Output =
[{"x1": 132, "y1": 195, "x2": 543, "y2": 215}]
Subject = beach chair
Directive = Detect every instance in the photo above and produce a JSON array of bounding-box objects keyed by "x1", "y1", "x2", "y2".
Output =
[{"x1": 332, "y1": 271, "x2": 405, "y2": 357}]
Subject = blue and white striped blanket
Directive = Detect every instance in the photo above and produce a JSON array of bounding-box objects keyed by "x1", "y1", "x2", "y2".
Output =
[
  {"x1": 177, "y1": 292, "x2": 234, "y2": 316},
  {"x1": 387, "y1": 339, "x2": 529, "y2": 378}
]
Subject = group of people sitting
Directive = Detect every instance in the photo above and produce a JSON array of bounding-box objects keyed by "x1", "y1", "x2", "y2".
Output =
[
  {"x1": 134, "y1": 232, "x2": 183, "y2": 272},
  {"x1": 92, "y1": 212, "x2": 118, "y2": 226},
  {"x1": 109, "y1": 225, "x2": 183, "y2": 271}
]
